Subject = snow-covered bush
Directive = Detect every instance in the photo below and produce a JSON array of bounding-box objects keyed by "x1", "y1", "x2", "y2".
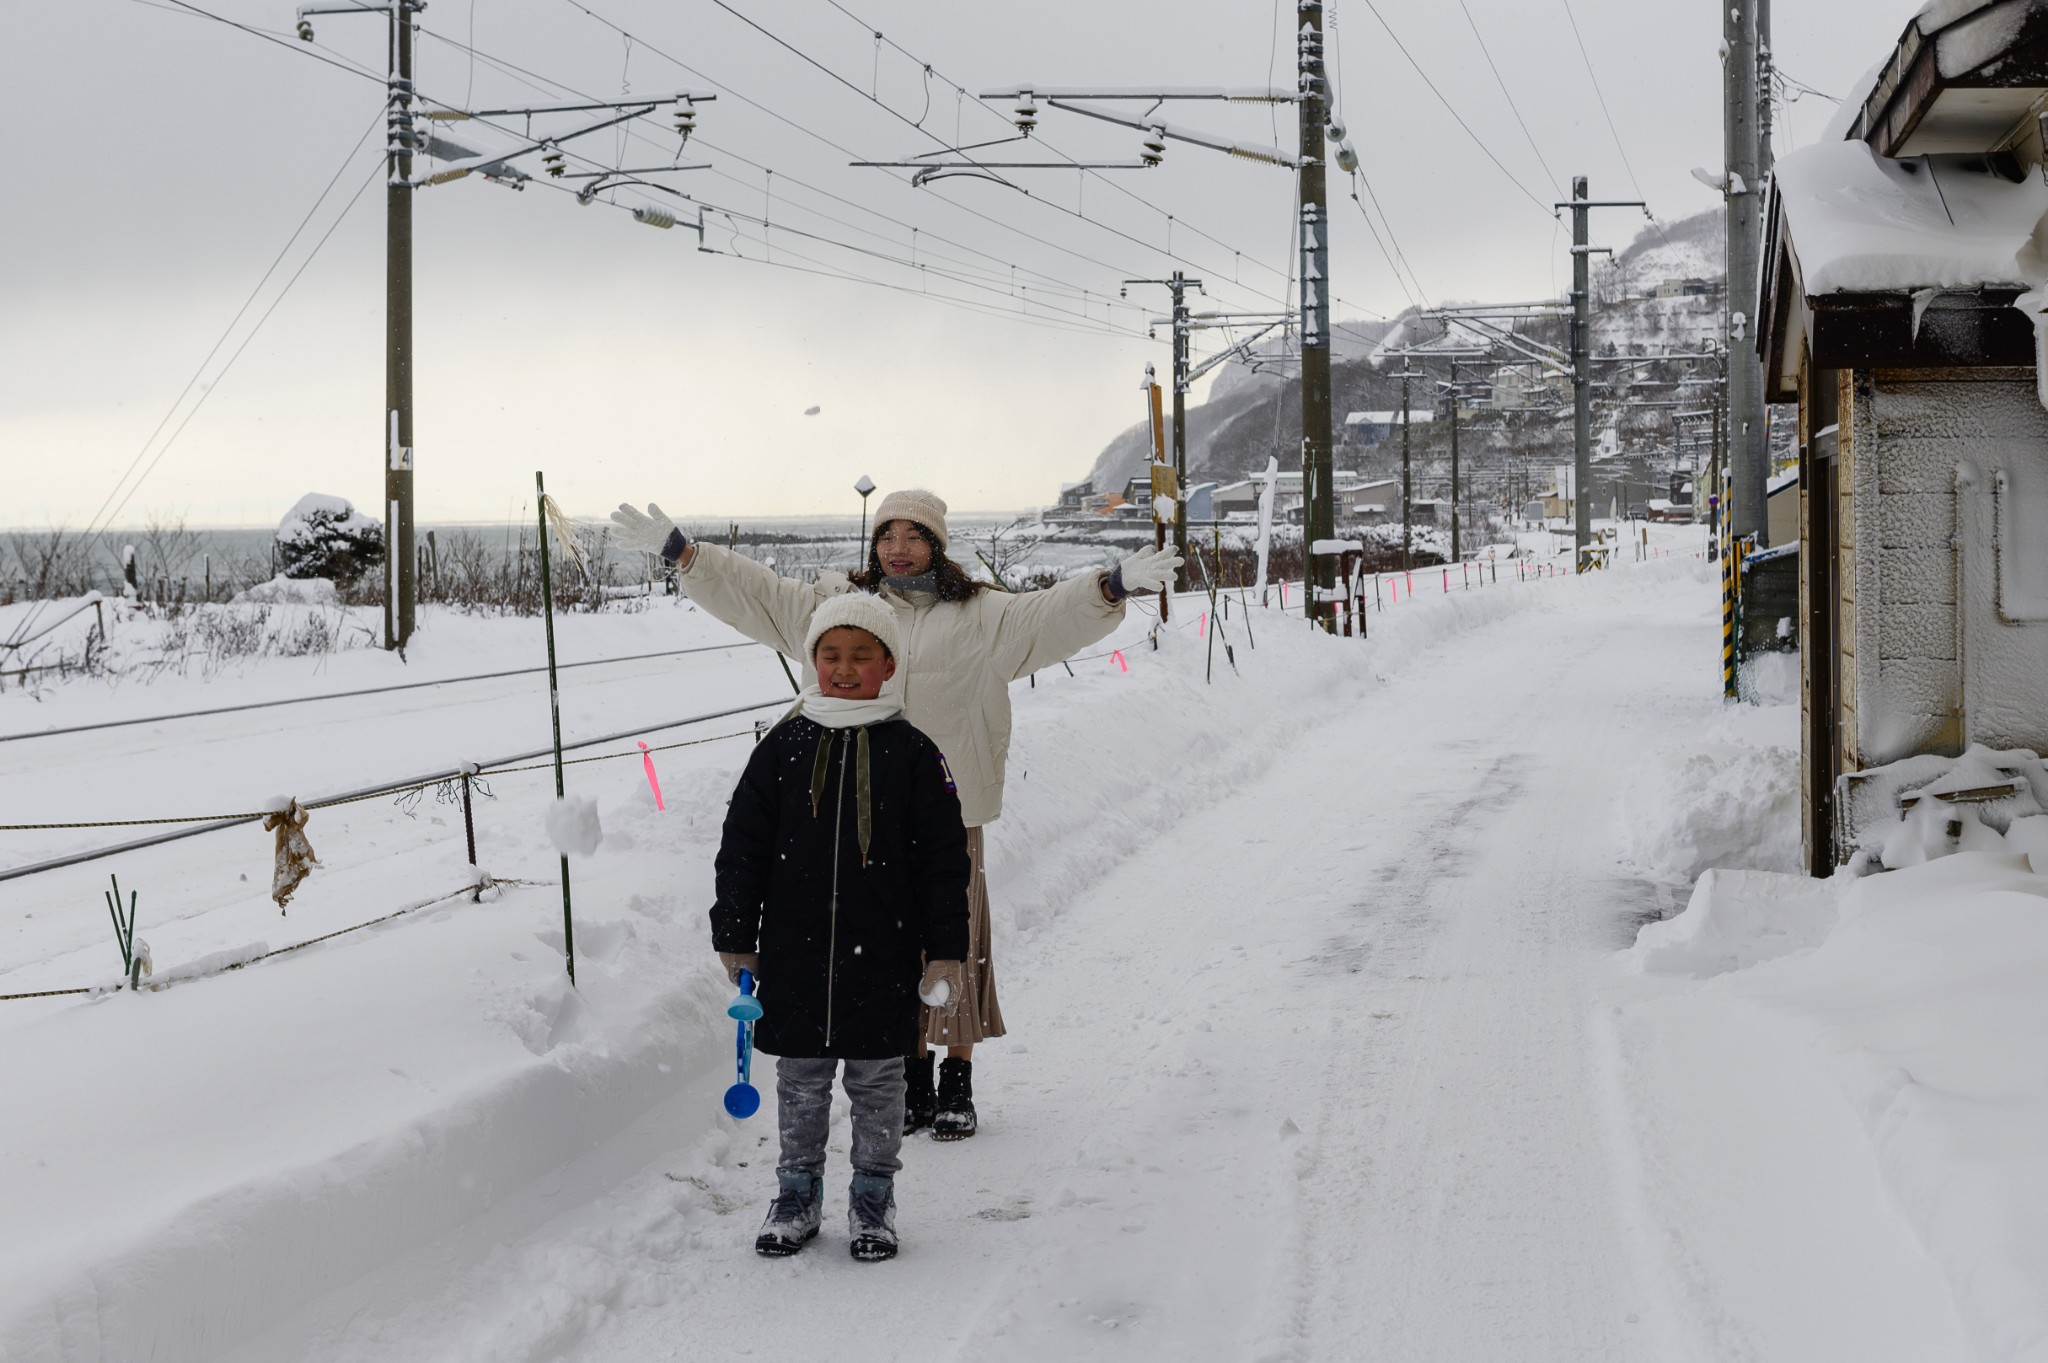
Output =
[{"x1": 276, "y1": 494, "x2": 383, "y2": 586}]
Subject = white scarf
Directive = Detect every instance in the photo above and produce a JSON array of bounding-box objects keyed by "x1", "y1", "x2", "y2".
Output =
[{"x1": 788, "y1": 684, "x2": 901, "y2": 729}]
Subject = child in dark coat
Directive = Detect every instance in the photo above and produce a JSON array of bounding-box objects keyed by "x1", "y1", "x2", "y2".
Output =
[{"x1": 710, "y1": 591, "x2": 970, "y2": 1261}]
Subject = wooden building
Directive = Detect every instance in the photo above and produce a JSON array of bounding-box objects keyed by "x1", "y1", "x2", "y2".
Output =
[{"x1": 1759, "y1": 0, "x2": 2048, "y2": 873}]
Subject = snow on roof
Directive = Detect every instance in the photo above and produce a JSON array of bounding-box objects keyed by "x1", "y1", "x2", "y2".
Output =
[
  {"x1": 1776, "y1": 139, "x2": 2048, "y2": 294},
  {"x1": 1343, "y1": 410, "x2": 1434, "y2": 425},
  {"x1": 1917, "y1": 0, "x2": 1995, "y2": 26}
]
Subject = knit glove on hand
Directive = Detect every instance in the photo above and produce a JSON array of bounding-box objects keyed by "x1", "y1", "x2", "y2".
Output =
[
  {"x1": 918, "y1": 960, "x2": 965, "y2": 1014},
  {"x1": 610, "y1": 502, "x2": 689, "y2": 563},
  {"x1": 1106, "y1": 545, "x2": 1183, "y2": 600},
  {"x1": 718, "y1": 951, "x2": 759, "y2": 985}
]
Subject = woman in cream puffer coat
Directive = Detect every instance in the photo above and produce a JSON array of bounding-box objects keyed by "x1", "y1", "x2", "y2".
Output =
[{"x1": 612, "y1": 488, "x2": 1181, "y2": 1138}]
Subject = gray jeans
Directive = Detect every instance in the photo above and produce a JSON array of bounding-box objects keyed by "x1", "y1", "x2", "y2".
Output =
[{"x1": 776, "y1": 1056, "x2": 907, "y2": 1178}]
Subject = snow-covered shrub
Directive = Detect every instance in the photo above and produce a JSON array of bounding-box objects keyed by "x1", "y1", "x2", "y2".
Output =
[{"x1": 276, "y1": 494, "x2": 383, "y2": 586}]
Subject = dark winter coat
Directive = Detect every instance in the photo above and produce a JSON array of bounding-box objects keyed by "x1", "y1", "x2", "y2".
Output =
[{"x1": 710, "y1": 714, "x2": 971, "y2": 1058}]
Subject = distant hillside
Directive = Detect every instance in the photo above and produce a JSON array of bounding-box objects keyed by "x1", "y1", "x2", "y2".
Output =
[{"x1": 1070, "y1": 207, "x2": 1729, "y2": 504}]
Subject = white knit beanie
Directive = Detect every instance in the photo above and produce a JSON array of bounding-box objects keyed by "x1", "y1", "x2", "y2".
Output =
[
  {"x1": 804, "y1": 590, "x2": 901, "y2": 660},
  {"x1": 871, "y1": 488, "x2": 950, "y2": 553}
]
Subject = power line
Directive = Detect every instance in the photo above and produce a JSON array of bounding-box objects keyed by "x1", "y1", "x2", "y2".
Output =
[
  {"x1": 67, "y1": 103, "x2": 386, "y2": 555},
  {"x1": 1558, "y1": 0, "x2": 1667, "y2": 241},
  {"x1": 1456, "y1": 0, "x2": 1563, "y2": 198},
  {"x1": 98, "y1": 158, "x2": 385, "y2": 535},
  {"x1": 490, "y1": 8, "x2": 1167, "y2": 319},
  {"x1": 1354, "y1": 0, "x2": 1555, "y2": 220},
  {"x1": 697, "y1": 0, "x2": 1378, "y2": 323}
]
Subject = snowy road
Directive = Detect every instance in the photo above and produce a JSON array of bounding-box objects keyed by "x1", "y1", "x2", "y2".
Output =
[{"x1": 205, "y1": 568, "x2": 1970, "y2": 1363}]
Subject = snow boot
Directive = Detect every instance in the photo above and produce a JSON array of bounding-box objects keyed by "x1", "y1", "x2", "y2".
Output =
[
  {"x1": 931, "y1": 1057, "x2": 977, "y2": 1141},
  {"x1": 903, "y1": 1050, "x2": 937, "y2": 1134},
  {"x1": 847, "y1": 1172, "x2": 899, "y2": 1262},
  {"x1": 754, "y1": 1168, "x2": 824, "y2": 1257}
]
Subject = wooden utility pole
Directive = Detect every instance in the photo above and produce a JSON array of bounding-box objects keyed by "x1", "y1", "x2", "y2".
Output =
[
  {"x1": 1128, "y1": 273, "x2": 1203, "y2": 591},
  {"x1": 385, "y1": 1, "x2": 419, "y2": 649},
  {"x1": 1298, "y1": 0, "x2": 1335, "y2": 625}
]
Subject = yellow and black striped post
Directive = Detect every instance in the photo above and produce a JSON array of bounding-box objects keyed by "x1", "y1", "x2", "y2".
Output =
[{"x1": 1720, "y1": 492, "x2": 1740, "y2": 701}]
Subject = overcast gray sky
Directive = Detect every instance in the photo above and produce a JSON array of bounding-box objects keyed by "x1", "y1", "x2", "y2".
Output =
[{"x1": 0, "y1": 0, "x2": 1921, "y2": 527}]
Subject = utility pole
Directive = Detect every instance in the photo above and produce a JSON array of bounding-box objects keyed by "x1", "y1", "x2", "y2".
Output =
[
  {"x1": 1726, "y1": 0, "x2": 1767, "y2": 545},
  {"x1": 386, "y1": 0, "x2": 417, "y2": 650},
  {"x1": 1449, "y1": 357, "x2": 1463, "y2": 562},
  {"x1": 1559, "y1": 177, "x2": 1641, "y2": 569},
  {"x1": 1126, "y1": 272, "x2": 1204, "y2": 591},
  {"x1": 1396, "y1": 368, "x2": 1417, "y2": 570},
  {"x1": 1298, "y1": 0, "x2": 1335, "y2": 624}
]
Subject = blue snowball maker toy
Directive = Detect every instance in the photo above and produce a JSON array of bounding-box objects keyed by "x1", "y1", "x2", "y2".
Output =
[{"x1": 723, "y1": 969, "x2": 763, "y2": 1119}]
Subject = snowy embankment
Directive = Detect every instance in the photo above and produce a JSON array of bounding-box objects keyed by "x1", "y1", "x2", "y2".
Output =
[
  {"x1": 0, "y1": 553, "x2": 1661, "y2": 1363},
  {"x1": 1630, "y1": 844, "x2": 2048, "y2": 1359}
]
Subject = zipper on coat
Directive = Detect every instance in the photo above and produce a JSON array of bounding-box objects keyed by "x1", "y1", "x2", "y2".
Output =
[{"x1": 823, "y1": 729, "x2": 847, "y2": 1047}]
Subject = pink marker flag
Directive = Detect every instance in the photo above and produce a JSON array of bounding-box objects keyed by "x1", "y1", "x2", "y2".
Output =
[
  {"x1": 1198, "y1": 611, "x2": 1208, "y2": 638},
  {"x1": 1280, "y1": 580, "x2": 1289, "y2": 607},
  {"x1": 1111, "y1": 649, "x2": 1129, "y2": 673},
  {"x1": 637, "y1": 740, "x2": 665, "y2": 811}
]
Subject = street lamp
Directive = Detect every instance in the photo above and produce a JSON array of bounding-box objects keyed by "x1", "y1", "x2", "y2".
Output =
[{"x1": 855, "y1": 474, "x2": 876, "y2": 560}]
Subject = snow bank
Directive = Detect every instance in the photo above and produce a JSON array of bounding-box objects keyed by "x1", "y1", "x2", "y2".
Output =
[
  {"x1": 0, "y1": 547, "x2": 1650, "y2": 1363},
  {"x1": 1841, "y1": 744, "x2": 2048, "y2": 870},
  {"x1": 1629, "y1": 868, "x2": 1840, "y2": 976},
  {"x1": 1728, "y1": 853, "x2": 2048, "y2": 1361},
  {"x1": 1633, "y1": 848, "x2": 2048, "y2": 1358},
  {"x1": 1617, "y1": 700, "x2": 1801, "y2": 885},
  {"x1": 230, "y1": 575, "x2": 338, "y2": 605}
]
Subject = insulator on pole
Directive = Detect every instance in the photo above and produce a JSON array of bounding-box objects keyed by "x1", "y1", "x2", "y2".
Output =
[
  {"x1": 674, "y1": 99, "x2": 697, "y2": 139},
  {"x1": 1335, "y1": 142, "x2": 1359, "y2": 173},
  {"x1": 295, "y1": 18, "x2": 314, "y2": 40},
  {"x1": 541, "y1": 143, "x2": 565, "y2": 177},
  {"x1": 1014, "y1": 93, "x2": 1038, "y2": 135},
  {"x1": 633, "y1": 204, "x2": 677, "y2": 229},
  {"x1": 1140, "y1": 125, "x2": 1166, "y2": 166}
]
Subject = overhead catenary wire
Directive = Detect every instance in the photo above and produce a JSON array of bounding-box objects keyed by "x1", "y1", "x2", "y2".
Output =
[
  {"x1": 413, "y1": 17, "x2": 1172, "y2": 329},
  {"x1": 1456, "y1": 0, "x2": 1564, "y2": 199},
  {"x1": 1354, "y1": 0, "x2": 1555, "y2": 221},
  {"x1": 1557, "y1": 0, "x2": 1671, "y2": 244}
]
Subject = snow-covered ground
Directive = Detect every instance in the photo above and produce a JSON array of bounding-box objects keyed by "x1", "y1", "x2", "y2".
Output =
[{"x1": 8, "y1": 524, "x2": 2028, "y2": 1362}]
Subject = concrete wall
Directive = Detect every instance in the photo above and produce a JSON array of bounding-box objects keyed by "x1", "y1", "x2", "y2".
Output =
[{"x1": 1848, "y1": 370, "x2": 2048, "y2": 767}]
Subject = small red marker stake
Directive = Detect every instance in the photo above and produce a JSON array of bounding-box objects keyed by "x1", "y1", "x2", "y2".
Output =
[
  {"x1": 1111, "y1": 649, "x2": 1129, "y2": 673},
  {"x1": 1199, "y1": 611, "x2": 1208, "y2": 638},
  {"x1": 638, "y1": 741, "x2": 665, "y2": 811}
]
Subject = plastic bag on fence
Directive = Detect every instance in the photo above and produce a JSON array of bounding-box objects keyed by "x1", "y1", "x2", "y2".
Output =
[{"x1": 262, "y1": 798, "x2": 319, "y2": 912}]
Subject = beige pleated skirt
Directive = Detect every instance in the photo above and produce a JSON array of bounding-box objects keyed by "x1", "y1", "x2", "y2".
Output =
[{"x1": 922, "y1": 825, "x2": 1006, "y2": 1049}]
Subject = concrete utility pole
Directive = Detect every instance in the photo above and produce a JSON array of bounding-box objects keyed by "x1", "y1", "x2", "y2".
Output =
[
  {"x1": 1126, "y1": 272, "x2": 1204, "y2": 591},
  {"x1": 1726, "y1": 0, "x2": 1768, "y2": 545},
  {"x1": 1298, "y1": 0, "x2": 1336, "y2": 624},
  {"x1": 386, "y1": 0, "x2": 418, "y2": 649},
  {"x1": 1559, "y1": 177, "x2": 1641, "y2": 567},
  {"x1": 1396, "y1": 368, "x2": 1418, "y2": 571}
]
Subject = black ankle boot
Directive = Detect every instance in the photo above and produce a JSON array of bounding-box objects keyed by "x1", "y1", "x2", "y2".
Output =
[
  {"x1": 932, "y1": 1057, "x2": 977, "y2": 1140},
  {"x1": 903, "y1": 1051, "x2": 937, "y2": 1134}
]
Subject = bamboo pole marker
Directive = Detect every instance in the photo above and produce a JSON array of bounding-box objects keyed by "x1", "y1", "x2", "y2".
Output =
[{"x1": 535, "y1": 471, "x2": 577, "y2": 986}]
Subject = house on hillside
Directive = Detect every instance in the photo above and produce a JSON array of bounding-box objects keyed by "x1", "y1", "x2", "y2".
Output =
[
  {"x1": 1341, "y1": 410, "x2": 1433, "y2": 448},
  {"x1": 1758, "y1": 0, "x2": 2048, "y2": 873}
]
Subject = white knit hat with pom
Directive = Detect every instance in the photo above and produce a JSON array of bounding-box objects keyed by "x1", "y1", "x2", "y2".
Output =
[
  {"x1": 870, "y1": 488, "x2": 950, "y2": 552},
  {"x1": 804, "y1": 590, "x2": 900, "y2": 660}
]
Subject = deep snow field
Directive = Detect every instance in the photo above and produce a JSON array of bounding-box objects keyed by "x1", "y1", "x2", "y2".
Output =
[{"x1": 5, "y1": 525, "x2": 2043, "y2": 1362}]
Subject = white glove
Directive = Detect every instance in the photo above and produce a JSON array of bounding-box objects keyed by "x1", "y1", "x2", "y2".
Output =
[
  {"x1": 609, "y1": 502, "x2": 685, "y2": 559},
  {"x1": 1114, "y1": 546, "x2": 1183, "y2": 596}
]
